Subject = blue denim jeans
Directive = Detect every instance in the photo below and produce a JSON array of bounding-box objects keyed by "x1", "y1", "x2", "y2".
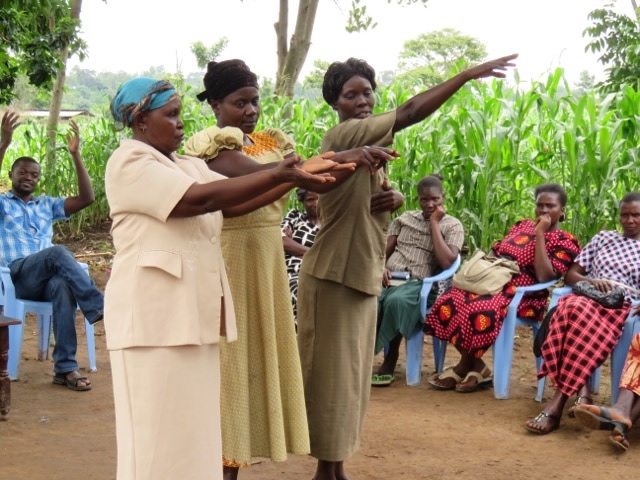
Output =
[{"x1": 9, "y1": 246, "x2": 104, "y2": 374}]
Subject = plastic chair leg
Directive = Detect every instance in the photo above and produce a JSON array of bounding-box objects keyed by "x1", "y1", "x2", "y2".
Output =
[
  {"x1": 535, "y1": 356, "x2": 545, "y2": 402},
  {"x1": 6, "y1": 304, "x2": 27, "y2": 380},
  {"x1": 432, "y1": 338, "x2": 447, "y2": 374},
  {"x1": 492, "y1": 315, "x2": 518, "y2": 400},
  {"x1": 85, "y1": 319, "x2": 97, "y2": 372},
  {"x1": 405, "y1": 328, "x2": 424, "y2": 386},
  {"x1": 38, "y1": 314, "x2": 52, "y2": 361}
]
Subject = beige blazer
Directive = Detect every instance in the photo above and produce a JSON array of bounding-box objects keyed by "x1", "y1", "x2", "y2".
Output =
[{"x1": 104, "y1": 139, "x2": 237, "y2": 351}]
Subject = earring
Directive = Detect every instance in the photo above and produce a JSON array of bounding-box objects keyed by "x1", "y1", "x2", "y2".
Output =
[
  {"x1": 560, "y1": 212, "x2": 566, "y2": 222},
  {"x1": 141, "y1": 125, "x2": 146, "y2": 133}
]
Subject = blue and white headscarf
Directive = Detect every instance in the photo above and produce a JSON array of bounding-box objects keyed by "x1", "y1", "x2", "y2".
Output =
[{"x1": 110, "y1": 77, "x2": 177, "y2": 130}]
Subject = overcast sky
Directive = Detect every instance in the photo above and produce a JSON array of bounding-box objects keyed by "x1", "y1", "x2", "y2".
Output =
[{"x1": 69, "y1": 0, "x2": 633, "y2": 85}]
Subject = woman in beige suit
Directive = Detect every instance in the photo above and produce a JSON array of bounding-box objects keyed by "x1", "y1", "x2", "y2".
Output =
[{"x1": 104, "y1": 77, "x2": 377, "y2": 480}]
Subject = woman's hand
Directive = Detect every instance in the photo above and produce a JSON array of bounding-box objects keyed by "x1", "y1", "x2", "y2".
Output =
[
  {"x1": 301, "y1": 151, "x2": 356, "y2": 174},
  {"x1": 430, "y1": 205, "x2": 446, "y2": 223},
  {"x1": 332, "y1": 146, "x2": 400, "y2": 174},
  {"x1": 371, "y1": 189, "x2": 404, "y2": 214},
  {"x1": 273, "y1": 155, "x2": 336, "y2": 184},
  {"x1": 589, "y1": 278, "x2": 615, "y2": 293},
  {"x1": 535, "y1": 214, "x2": 552, "y2": 235},
  {"x1": 464, "y1": 54, "x2": 518, "y2": 80}
]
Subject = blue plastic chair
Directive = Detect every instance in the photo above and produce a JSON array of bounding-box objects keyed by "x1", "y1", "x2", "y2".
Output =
[
  {"x1": 0, "y1": 264, "x2": 97, "y2": 380},
  {"x1": 400, "y1": 255, "x2": 461, "y2": 386},
  {"x1": 491, "y1": 280, "x2": 564, "y2": 400}
]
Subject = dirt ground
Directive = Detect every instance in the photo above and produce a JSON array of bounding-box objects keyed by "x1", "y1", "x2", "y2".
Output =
[{"x1": 0, "y1": 222, "x2": 638, "y2": 480}]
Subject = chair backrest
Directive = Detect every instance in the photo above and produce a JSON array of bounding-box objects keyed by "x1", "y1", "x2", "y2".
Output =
[{"x1": 0, "y1": 266, "x2": 16, "y2": 306}]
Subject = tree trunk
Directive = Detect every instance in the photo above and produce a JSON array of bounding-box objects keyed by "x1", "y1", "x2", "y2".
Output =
[
  {"x1": 275, "y1": 0, "x2": 320, "y2": 97},
  {"x1": 632, "y1": 0, "x2": 639, "y2": 20},
  {"x1": 45, "y1": 0, "x2": 82, "y2": 171}
]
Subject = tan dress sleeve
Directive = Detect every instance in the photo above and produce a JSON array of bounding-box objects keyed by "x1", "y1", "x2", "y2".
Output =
[{"x1": 184, "y1": 126, "x2": 243, "y2": 162}]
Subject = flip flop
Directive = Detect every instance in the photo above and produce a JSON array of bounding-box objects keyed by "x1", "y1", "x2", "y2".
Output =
[
  {"x1": 52, "y1": 372, "x2": 92, "y2": 392},
  {"x1": 567, "y1": 395, "x2": 592, "y2": 418},
  {"x1": 608, "y1": 430, "x2": 630, "y2": 452},
  {"x1": 428, "y1": 367, "x2": 463, "y2": 391},
  {"x1": 523, "y1": 411, "x2": 561, "y2": 435},
  {"x1": 573, "y1": 405, "x2": 632, "y2": 433},
  {"x1": 455, "y1": 366, "x2": 493, "y2": 393},
  {"x1": 371, "y1": 374, "x2": 395, "y2": 387}
]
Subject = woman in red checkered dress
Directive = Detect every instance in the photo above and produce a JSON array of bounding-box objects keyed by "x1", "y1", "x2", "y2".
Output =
[
  {"x1": 525, "y1": 192, "x2": 640, "y2": 435},
  {"x1": 425, "y1": 184, "x2": 580, "y2": 392}
]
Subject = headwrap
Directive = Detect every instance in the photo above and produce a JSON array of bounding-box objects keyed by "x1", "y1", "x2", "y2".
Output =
[
  {"x1": 196, "y1": 59, "x2": 259, "y2": 102},
  {"x1": 110, "y1": 77, "x2": 178, "y2": 130}
]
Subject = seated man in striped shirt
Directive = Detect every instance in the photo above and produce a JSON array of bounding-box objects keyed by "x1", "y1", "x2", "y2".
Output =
[{"x1": 372, "y1": 174, "x2": 464, "y2": 386}]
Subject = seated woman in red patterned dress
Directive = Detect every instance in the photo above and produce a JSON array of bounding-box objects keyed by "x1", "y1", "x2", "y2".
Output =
[
  {"x1": 425, "y1": 183, "x2": 581, "y2": 393},
  {"x1": 525, "y1": 192, "x2": 640, "y2": 435}
]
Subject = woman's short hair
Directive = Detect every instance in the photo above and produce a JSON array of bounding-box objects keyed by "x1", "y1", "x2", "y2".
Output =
[
  {"x1": 196, "y1": 59, "x2": 259, "y2": 102},
  {"x1": 417, "y1": 174, "x2": 444, "y2": 194},
  {"x1": 620, "y1": 192, "x2": 640, "y2": 206},
  {"x1": 534, "y1": 183, "x2": 568, "y2": 207},
  {"x1": 322, "y1": 58, "x2": 377, "y2": 105}
]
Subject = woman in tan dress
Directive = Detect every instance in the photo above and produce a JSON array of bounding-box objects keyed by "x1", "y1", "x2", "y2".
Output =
[
  {"x1": 104, "y1": 77, "x2": 346, "y2": 480},
  {"x1": 297, "y1": 54, "x2": 518, "y2": 480}
]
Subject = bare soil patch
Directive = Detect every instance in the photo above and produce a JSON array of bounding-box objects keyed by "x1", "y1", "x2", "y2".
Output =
[{"x1": 0, "y1": 222, "x2": 636, "y2": 479}]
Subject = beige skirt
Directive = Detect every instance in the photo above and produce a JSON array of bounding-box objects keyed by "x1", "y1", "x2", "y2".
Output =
[
  {"x1": 110, "y1": 344, "x2": 221, "y2": 480},
  {"x1": 297, "y1": 273, "x2": 377, "y2": 461}
]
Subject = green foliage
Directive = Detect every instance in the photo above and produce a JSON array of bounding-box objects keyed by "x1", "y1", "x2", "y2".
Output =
[
  {"x1": 0, "y1": 0, "x2": 87, "y2": 105},
  {"x1": 190, "y1": 38, "x2": 229, "y2": 69},
  {"x1": 345, "y1": 0, "x2": 429, "y2": 33},
  {"x1": 584, "y1": 3, "x2": 640, "y2": 92},
  {"x1": 2, "y1": 69, "x2": 639, "y2": 249},
  {"x1": 398, "y1": 29, "x2": 487, "y2": 87},
  {"x1": 303, "y1": 60, "x2": 331, "y2": 90}
]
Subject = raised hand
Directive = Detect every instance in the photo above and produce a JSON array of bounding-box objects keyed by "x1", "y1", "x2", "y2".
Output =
[
  {"x1": 1, "y1": 110, "x2": 20, "y2": 146},
  {"x1": 66, "y1": 120, "x2": 81, "y2": 156},
  {"x1": 465, "y1": 54, "x2": 518, "y2": 80}
]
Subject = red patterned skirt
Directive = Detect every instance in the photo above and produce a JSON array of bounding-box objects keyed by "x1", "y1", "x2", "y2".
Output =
[
  {"x1": 538, "y1": 294, "x2": 629, "y2": 396},
  {"x1": 424, "y1": 284, "x2": 517, "y2": 357}
]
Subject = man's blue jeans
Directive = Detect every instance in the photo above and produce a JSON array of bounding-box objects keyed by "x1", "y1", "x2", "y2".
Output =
[{"x1": 9, "y1": 246, "x2": 104, "y2": 374}]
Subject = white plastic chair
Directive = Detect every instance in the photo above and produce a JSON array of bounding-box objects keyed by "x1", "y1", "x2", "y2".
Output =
[
  {"x1": 400, "y1": 255, "x2": 461, "y2": 386},
  {"x1": 0, "y1": 264, "x2": 97, "y2": 380}
]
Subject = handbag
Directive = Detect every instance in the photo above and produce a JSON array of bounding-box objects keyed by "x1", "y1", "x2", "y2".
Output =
[
  {"x1": 572, "y1": 281, "x2": 625, "y2": 309},
  {"x1": 453, "y1": 249, "x2": 520, "y2": 296}
]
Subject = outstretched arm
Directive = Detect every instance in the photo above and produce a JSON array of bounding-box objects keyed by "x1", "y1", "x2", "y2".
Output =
[
  {"x1": 0, "y1": 111, "x2": 20, "y2": 174},
  {"x1": 64, "y1": 120, "x2": 96, "y2": 215},
  {"x1": 393, "y1": 54, "x2": 518, "y2": 134},
  {"x1": 172, "y1": 155, "x2": 336, "y2": 218}
]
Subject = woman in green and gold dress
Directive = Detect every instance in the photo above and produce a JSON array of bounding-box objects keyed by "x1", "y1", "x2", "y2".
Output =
[{"x1": 185, "y1": 59, "x2": 395, "y2": 480}]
